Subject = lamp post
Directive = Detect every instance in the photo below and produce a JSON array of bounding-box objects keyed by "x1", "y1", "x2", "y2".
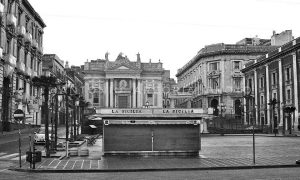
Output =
[
  {"x1": 268, "y1": 98, "x2": 279, "y2": 136},
  {"x1": 218, "y1": 103, "x2": 226, "y2": 134},
  {"x1": 284, "y1": 106, "x2": 296, "y2": 135}
]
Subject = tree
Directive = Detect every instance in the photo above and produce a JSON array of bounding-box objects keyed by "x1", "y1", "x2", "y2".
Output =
[{"x1": 32, "y1": 76, "x2": 58, "y2": 158}]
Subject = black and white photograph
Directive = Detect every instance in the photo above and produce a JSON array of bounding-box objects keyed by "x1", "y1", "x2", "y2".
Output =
[{"x1": 1, "y1": 0, "x2": 300, "y2": 179}]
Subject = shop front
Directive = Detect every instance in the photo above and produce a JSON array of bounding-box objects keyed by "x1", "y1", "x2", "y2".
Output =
[{"x1": 92, "y1": 108, "x2": 212, "y2": 156}]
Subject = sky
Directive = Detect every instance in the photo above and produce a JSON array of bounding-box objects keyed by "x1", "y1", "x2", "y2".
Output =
[{"x1": 29, "y1": 0, "x2": 300, "y2": 79}]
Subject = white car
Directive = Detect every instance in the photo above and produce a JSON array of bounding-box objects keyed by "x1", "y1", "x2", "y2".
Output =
[{"x1": 34, "y1": 126, "x2": 52, "y2": 144}]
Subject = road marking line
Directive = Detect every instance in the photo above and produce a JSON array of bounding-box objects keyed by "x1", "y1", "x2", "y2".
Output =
[
  {"x1": 0, "y1": 153, "x2": 7, "y2": 156},
  {"x1": 81, "y1": 160, "x2": 84, "y2": 169},
  {"x1": 63, "y1": 160, "x2": 70, "y2": 169},
  {"x1": 0, "y1": 169, "x2": 8, "y2": 173},
  {"x1": 48, "y1": 159, "x2": 56, "y2": 166},
  {"x1": 0, "y1": 153, "x2": 18, "y2": 159},
  {"x1": 37, "y1": 159, "x2": 49, "y2": 169},
  {"x1": 11, "y1": 155, "x2": 26, "y2": 161},
  {"x1": 54, "y1": 160, "x2": 62, "y2": 169},
  {"x1": 72, "y1": 160, "x2": 77, "y2": 169}
]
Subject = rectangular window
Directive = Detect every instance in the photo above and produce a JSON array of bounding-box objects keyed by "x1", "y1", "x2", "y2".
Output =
[
  {"x1": 273, "y1": 93, "x2": 277, "y2": 100},
  {"x1": 93, "y1": 92, "x2": 99, "y2": 103},
  {"x1": 211, "y1": 78, "x2": 219, "y2": 89},
  {"x1": 24, "y1": 53, "x2": 27, "y2": 67},
  {"x1": 16, "y1": 77, "x2": 19, "y2": 90},
  {"x1": 30, "y1": 57, "x2": 34, "y2": 69},
  {"x1": 249, "y1": 79, "x2": 252, "y2": 89},
  {"x1": 209, "y1": 62, "x2": 218, "y2": 71},
  {"x1": 287, "y1": 89, "x2": 291, "y2": 100},
  {"x1": 234, "y1": 78, "x2": 241, "y2": 89},
  {"x1": 233, "y1": 61, "x2": 240, "y2": 70},
  {"x1": 260, "y1": 77, "x2": 264, "y2": 88},
  {"x1": 272, "y1": 72, "x2": 276, "y2": 85},
  {"x1": 261, "y1": 95, "x2": 264, "y2": 105},
  {"x1": 147, "y1": 94, "x2": 153, "y2": 105},
  {"x1": 23, "y1": 80, "x2": 26, "y2": 94},
  {"x1": 286, "y1": 67, "x2": 292, "y2": 82}
]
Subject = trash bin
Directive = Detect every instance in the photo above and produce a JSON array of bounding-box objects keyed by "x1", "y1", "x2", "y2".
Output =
[
  {"x1": 26, "y1": 151, "x2": 32, "y2": 162},
  {"x1": 34, "y1": 151, "x2": 42, "y2": 163}
]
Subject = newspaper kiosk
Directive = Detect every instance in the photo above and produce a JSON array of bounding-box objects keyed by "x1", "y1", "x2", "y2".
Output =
[{"x1": 94, "y1": 108, "x2": 210, "y2": 156}]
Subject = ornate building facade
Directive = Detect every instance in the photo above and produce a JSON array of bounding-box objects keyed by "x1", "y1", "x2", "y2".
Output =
[
  {"x1": 242, "y1": 36, "x2": 300, "y2": 133},
  {"x1": 83, "y1": 53, "x2": 169, "y2": 109},
  {"x1": 175, "y1": 32, "x2": 292, "y2": 124},
  {"x1": 1, "y1": 0, "x2": 45, "y2": 131}
]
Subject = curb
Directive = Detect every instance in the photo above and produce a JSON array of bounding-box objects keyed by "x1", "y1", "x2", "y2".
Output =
[{"x1": 9, "y1": 164, "x2": 300, "y2": 173}]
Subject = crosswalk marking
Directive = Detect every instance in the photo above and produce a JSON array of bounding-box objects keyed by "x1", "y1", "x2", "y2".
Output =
[
  {"x1": 0, "y1": 153, "x2": 7, "y2": 156},
  {"x1": 11, "y1": 155, "x2": 26, "y2": 161},
  {"x1": 0, "y1": 153, "x2": 19, "y2": 159}
]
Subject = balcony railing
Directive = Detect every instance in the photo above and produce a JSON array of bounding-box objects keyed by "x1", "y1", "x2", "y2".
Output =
[
  {"x1": 16, "y1": 25, "x2": 26, "y2": 37},
  {"x1": 25, "y1": 32, "x2": 32, "y2": 44},
  {"x1": 7, "y1": 14, "x2": 17, "y2": 27},
  {"x1": 205, "y1": 88, "x2": 222, "y2": 95},
  {"x1": 207, "y1": 70, "x2": 221, "y2": 77},
  {"x1": 16, "y1": 61, "x2": 25, "y2": 73},
  {"x1": 4, "y1": 54, "x2": 16, "y2": 67}
]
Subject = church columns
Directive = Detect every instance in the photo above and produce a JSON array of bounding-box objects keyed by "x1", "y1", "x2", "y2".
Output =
[
  {"x1": 105, "y1": 79, "x2": 109, "y2": 107},
  {"x1": 110, "y1": 78, "x2": 114, "y2": 107},
  {"x1": 137, "y1": 79, "x2": 142, "y2": 107},
  {"x1": 132, "y1": 78, "x2": 136, "y2": 108}
]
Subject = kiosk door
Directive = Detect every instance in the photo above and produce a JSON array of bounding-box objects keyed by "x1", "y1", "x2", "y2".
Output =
[
  {"x1": 153, "y1": 125, "x2": 199, "y2": 151},
  {"x1": 104, "y1": 125, "x2": 152, "y2": 152}
]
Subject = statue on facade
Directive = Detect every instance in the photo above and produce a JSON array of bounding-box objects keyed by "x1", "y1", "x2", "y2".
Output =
[{"x1": 105, "y1": 52, "x2": 109, "y2": 61}]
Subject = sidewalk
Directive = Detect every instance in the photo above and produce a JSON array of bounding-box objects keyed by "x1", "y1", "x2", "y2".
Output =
[{"x1": 9, "y1": 136, "x2": 300, "y2": 173}]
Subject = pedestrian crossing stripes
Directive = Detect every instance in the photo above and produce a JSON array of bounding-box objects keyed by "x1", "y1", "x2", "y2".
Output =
[{"x1": 0, "y1": 152, "x2": 26, "y2": 161}]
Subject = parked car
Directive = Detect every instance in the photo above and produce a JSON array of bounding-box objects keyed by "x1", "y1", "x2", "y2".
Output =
[{"x1": 34, "y1": 126, "x2": 52, "y2": 144}]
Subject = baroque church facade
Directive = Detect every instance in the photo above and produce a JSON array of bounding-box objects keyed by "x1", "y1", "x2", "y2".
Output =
[{"x1": 83, "y1": 53, "x2": 170, "y2": 109}]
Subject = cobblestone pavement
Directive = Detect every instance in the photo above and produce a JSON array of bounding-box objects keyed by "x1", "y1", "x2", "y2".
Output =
[{"x1": 12, "y1": 134, "x2": 300, "y2": 171}]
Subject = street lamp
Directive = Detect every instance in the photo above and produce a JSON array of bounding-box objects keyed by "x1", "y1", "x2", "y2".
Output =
[
  {"x1": 268, "y1": 98, "x2": 279, "y2": 136},
  {"x1": 218, "y1": 103, "x2": 226, "y2": 126},
  {"x1": 283, "y1": 106, "x2": 296, "y2": 135}
]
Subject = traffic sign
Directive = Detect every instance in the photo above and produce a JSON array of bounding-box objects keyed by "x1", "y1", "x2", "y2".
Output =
[{"x1": 14, "y1": 109, "x2": 24, "y2": 121}]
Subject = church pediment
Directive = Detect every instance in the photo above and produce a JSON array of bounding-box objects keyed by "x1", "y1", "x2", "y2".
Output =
[
  {"x1": 106, "y1": 53, "x2": 141, "y2": 71},
  {"x1": 117, "y1": 66, "x2": 130, "y2": 70}
]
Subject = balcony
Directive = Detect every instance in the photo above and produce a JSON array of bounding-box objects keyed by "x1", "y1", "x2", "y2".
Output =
[
  {"x1": 7, "y1": 14, "x2": 17, "y2": 27},
  {"x1": 4, "y1": 54, "x2": 16, "y2": 67},
  {"x1": 25, "y1": 32, "x2": 32, "y2": 44},
  {"x1": 16, "y1": 25, "x2": 26, "y2": 37},
  {"x1": 16, "y1": 61, "x2": 25, "y2": 73},
  {"x1": 207, "y1": 70, "x2": 221, "y2": 77},
  {"x1": 205, "y1": 88, "x2": 222, "y2": 95},
  {"x1": 32, "y1": 39, "x2": 38, "y2": 49},
  {"x1": 232, "y1": 71, "x2": 243, "y2": 78}
]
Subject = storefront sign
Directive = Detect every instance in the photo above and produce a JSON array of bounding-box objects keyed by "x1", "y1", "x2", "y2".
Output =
[{"x1": 97, "y1": 108, "x2": 203, "y2": 115}]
